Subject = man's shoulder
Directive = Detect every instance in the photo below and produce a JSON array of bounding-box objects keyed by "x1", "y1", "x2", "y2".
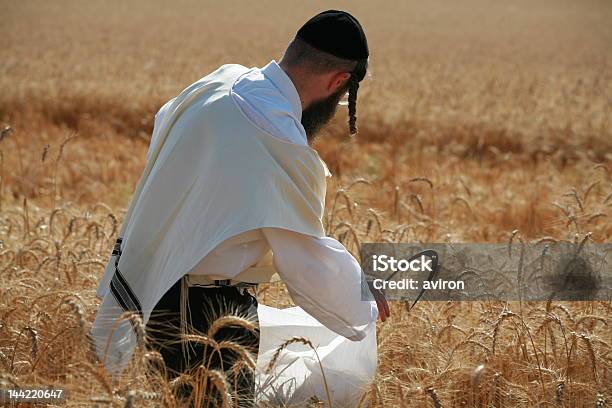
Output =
[
  {"x1": 183, "y1": 64, "x2": 252, "y2": 94},
  {"x1": 210, "y1": 63, "x2": 251, "y2": 80},
  {"x1": 230, "y1": 66, "x2": 307, "y2": 145}
]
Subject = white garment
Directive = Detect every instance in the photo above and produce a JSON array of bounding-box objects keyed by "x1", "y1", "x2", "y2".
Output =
[
  {"x1": 187, "y1": 60, "x2": 377, "y2": 338},
  {"x1": 93, "y1": 63, "x2": 337, "y2": 375},
  {"x1": 231, "y1": 60, "x2": 307, "y2": 145},
  {"x1": 256, "y1": 304, "x2": 377, "y2": 407}
]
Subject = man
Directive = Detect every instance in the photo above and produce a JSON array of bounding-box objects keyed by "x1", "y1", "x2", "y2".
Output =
[{"x1": 91, "y1": 9, "x2": 389, "y2": 406}]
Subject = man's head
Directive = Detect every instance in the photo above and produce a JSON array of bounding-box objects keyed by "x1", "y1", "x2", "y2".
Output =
[{"x1": 279, "y1": 10, "x2": 369, "y2": 141}]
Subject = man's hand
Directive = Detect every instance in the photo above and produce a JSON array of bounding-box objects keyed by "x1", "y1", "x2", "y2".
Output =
[{"x1": 367, "y1": 280, "x2": 390, "y2": 322}]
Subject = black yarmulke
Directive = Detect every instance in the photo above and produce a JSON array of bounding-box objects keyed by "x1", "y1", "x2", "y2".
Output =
[{"x1": 296, "y1": 10, "x2": 369, "y2": 62}]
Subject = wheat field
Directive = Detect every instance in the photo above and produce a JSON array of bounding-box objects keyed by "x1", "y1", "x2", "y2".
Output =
[{"x1": 0, "y1": 0, "x2": 611, "y2": 406}]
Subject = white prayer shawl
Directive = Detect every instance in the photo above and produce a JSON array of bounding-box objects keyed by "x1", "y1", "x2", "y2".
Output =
[{"x1": 91, "y1": 64, "x2": 331, "y2": 375}]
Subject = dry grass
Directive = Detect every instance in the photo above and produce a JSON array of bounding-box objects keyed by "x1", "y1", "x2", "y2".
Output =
[{"x1": 1, "y1": 0, "x2": 611, "y2": 406}]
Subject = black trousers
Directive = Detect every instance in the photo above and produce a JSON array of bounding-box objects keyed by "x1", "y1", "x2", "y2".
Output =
[{"x1": 145, "y1": 278, "x2": 259, "y2": 407}]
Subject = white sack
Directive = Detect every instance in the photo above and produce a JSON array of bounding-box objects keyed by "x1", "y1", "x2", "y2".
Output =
[{"x1": 255, "y1": 304, "x2": 377, "y2": 407}]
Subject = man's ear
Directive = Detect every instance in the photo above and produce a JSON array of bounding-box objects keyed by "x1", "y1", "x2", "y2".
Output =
[{"x1": 327, "y1": 71, "x2": 350, "y2": 93}]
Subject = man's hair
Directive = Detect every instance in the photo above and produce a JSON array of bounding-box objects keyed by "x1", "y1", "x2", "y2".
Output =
[
  {"x1": 281, "y1": 37, "x2": 358, "y2": 74},
  {"x1": 281, "y1": 37, "x2": 363, "y2": 135}
]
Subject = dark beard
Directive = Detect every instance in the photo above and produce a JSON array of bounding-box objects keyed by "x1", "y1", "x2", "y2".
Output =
[{"x1": 301, "y1": 84, "x2": 349, "y2": 142}]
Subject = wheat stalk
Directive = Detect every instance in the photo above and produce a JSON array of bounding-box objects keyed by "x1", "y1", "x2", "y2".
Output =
[
  {"x1": 207, "y1": 316, "x2": 258, "y2": 339},
  {"x1": 265, "y1": 336, "x2": 333, "y2": 408}
]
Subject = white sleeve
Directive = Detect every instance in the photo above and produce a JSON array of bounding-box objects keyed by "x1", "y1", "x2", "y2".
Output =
[{"x1": 261, "y1": 227, "x2": 378, "y2": 341}]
